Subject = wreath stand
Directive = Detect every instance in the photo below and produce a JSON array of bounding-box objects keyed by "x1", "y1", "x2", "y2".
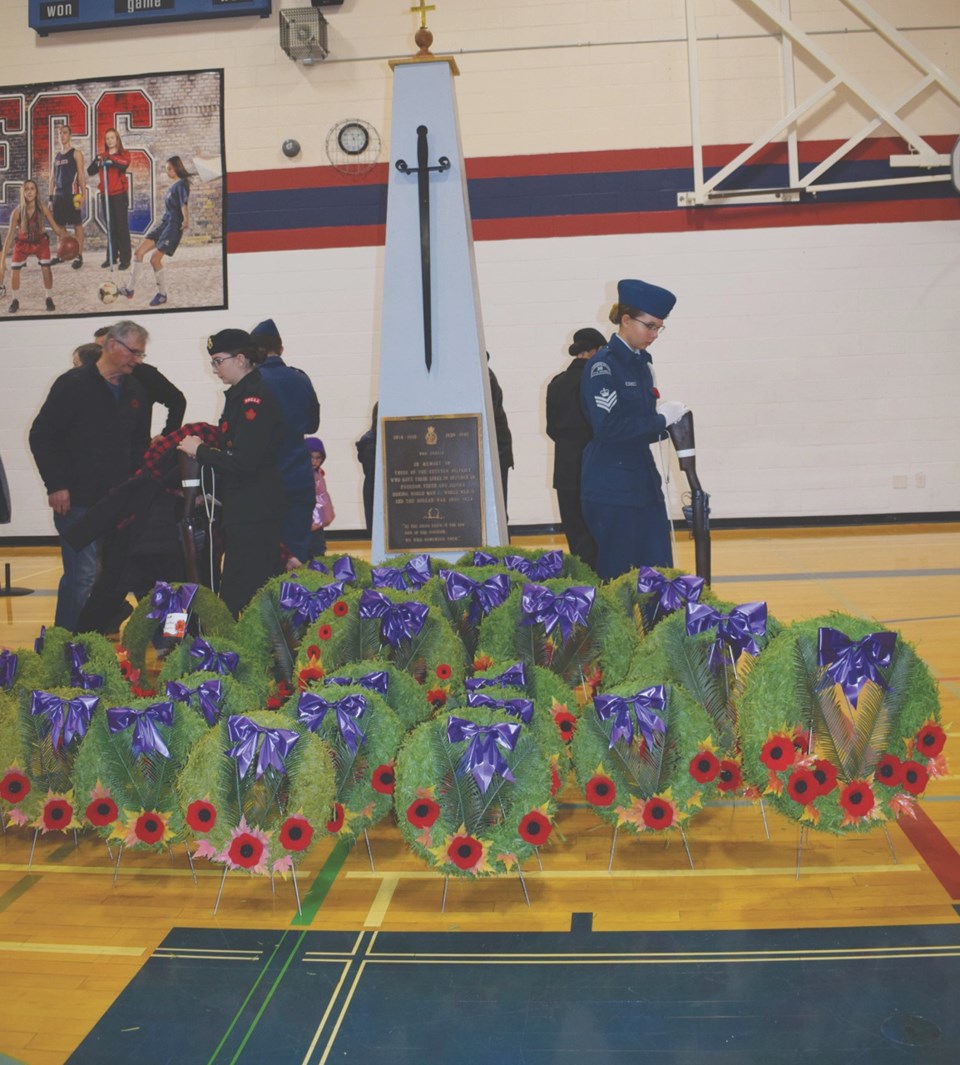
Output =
[
  {"x1": 112, "y1": 842, "x2": 197, "y2": 885},
  {"x1": 441, "y1": 865, "x2": 531, "y2": 911},
  {"x1": 795, "y1": 822, "x2": 898, "y2": 879},
  {"x1": 27, "y1": 827, "x2": 79, "y2": 867},
  {"x1": 213, "y1": 863, "x2": 302, "y2": 916},
  {"x1": 608, "y1": 823, "x2": 695, "y2": 872}
]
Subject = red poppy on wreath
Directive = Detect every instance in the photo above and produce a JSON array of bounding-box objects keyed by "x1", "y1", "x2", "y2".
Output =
[
  {"x1": 553, "y1": 709, "x2": 577, "y2": 743},
  {"x1": 584, "y1": 666, "x2": 603, "y2": 696},
  {"x1": 839, "y1": 780, "x2": 875, "y2": 819},
  {"x1": 42, "y1": 797, "x2": 73, "y2": 831},
  {"x1": 0, "y1": 770, "x2": 30, "y2": 804},
  {"x1": 131, "y1": 685, "x2": 157, "y2": 698},
  {"x1": 518, "y1": 810, "x2": 553, "y2": 845},
  {"x1": 135, "y1": 811, "x2": 167, "y2": 845},
  {"x1": 277, "y1": 680, "x2": 293, "y2": 699},
  {"x1": 811, "y1": 759, "x2": 838, "y2": 796},
  {"x1": 792, "y1": 728, "x2": 811, "y2": 754},
  {"x1": 473, "y1": 655, "x2": 493, "y2": 672},
  {"x1": 915, "y1": 723, "x2": 946, "y2": 759},
  {"x1": 900, "y1": 760, "x2": 929, "y2": 796},
  {"x1": 642, "y1": 796, "x2": 676, "y2": 831},
  {"x1": 307, "y1": 644, "x2": 322, "y2": 660},
  {"x1": 874, "y1": 754, "x2": 903, "y2": 787},
  {"x1": 760, "y1": 734, "x2": 796, "y2": 773},
  {"x1": 435, "y1": 663, "x2": 452, "y2": 681},
  {"x1": 228, "y1": 831, "x2": 265, "y2": 868},
  {"x1": 298, "y1": 665, "x2": 324, "y2": 690},
  {"x1": 786, "y1": 767, "x2": 819, "y2": 806},
  {"x1": 716, "y1": 759, "x2": 742, "y2": 793},
  {"x1": 186, "y1": 799, "x2": 217, "y2": 833},
  {"x1": 86, "y1": 796, "x2": 118, "y2": 827},
  {"x1": 427, "y1": 688, "x2": 448, "y2": 709},
  {"x1": 689, "y1": 750, "x2": 720, "y2": 784},
  {"x1": 326, "y1": 802, "x2": 345, "y2": 833},
  {"x1": 550, "y1": 762, "x2": 562, "y2": 796},
  {"x1": 317, "y1": 625, "x2": 333, "y2": 641},
  {"x1": 406, "y1": 797, "x2": 440, "y2": 828},
  {"x1": 371, "y1": 764, "x2": 396, "y2": 795},
  {"x1": 333, "y1": 600, "x2": 349, "y2": 618},
  {"x1": 447, "y1": 834, "x2": 483, "y2": 870},
  {"x1": 585, "y1": 774, "x2": 616, "y2": 807},
  {"x1": 279, "y1": 816, "x2": 314, "y2": 852}
]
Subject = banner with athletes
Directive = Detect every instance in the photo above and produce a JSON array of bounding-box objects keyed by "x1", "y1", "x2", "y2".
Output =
[{"x1": 0, "y1": 68, "x2": 225, "y2": 321}]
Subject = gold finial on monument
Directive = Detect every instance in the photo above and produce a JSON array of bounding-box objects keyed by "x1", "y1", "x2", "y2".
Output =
[{"x1": 410, "y1": 0, "x2": 436, "y2": 57}]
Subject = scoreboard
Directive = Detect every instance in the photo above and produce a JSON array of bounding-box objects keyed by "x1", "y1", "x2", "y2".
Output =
[{"x1": 29, "y1": 0, "x2": 272, "y2": 36}]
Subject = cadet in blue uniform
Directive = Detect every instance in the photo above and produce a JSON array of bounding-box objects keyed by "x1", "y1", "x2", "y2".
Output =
[{"x1": 579, "y1": 278, "x2": 687, "y2": 580}]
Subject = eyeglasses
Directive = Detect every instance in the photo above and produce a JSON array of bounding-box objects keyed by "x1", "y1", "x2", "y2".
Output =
[
  {"x1": 115, "y1": 337, "x2": 147, "y2": 357},
  {"x1": 630, "y1": 317, "x2": 666, "y2": 335},
  {"x1": 210, "y1": 354, "x2": 240, "y2": 369}
]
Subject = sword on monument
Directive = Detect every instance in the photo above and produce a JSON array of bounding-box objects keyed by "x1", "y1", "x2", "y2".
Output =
[
  {"x1": 177, "y1": 450, "x2": 203, "y2": 584},
  {"x1": 667, "y1": 410, "x2": 711, "y2": 585}
]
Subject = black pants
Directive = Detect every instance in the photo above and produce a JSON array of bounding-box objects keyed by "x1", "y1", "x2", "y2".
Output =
[
  {"x1": 221, "y1": 520, "x2": 282, "y2": 618},
  {"x1": 557, "y1": 488, "x2": 598, "y2": 571},
  {"x1": 103, "y1": 189, "x2": 131, "y2": 267}
]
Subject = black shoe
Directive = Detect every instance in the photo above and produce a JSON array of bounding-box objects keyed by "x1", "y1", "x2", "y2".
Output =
[
  {"x1": 72, "y1": 255, "x2": 83, "y2": 269},
  {"x1": 48, "y1": 256, "x2": 62, "y2": 266},
  {"x1": 46, "y1": 297, "x2": 55, "y2": 312},
  {"x1": 119, "y1": 261, "x2": 130, "y2": 271},
  {"x1": 8, "y1": 299, "x2": 19, "y2": 313},
  {"x1": 101, "y1": 258, "x2": 112, "y2": 268}
]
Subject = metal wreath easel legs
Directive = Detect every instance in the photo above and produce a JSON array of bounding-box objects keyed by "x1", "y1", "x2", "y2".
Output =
[{"x1": 795, "y1": 823, "x2": 898, "y2": 879}]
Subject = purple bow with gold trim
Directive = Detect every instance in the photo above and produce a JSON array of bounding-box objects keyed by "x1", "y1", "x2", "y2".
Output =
[
  {"x1": 324, "y1": 671, "x2": 390, "y2": 696},
  {"x1": 636, "y1": 567, "x2": 704, "y2": 620},
  {"x1": 297, "y1": 691, "x2": 367, "y2": 754},
  {"x1": 225, "y1": 715, "x2": 300, "y2": 780},
  {"x1": 817, "y1": 627, "x2": 897, "y2": 708},
  {"x1": 147, "y1": 581, "x2": 198, "y2": 620},
  {"x1": 189, "y1": 638, "x2": 239, "y2": 676},
  {"x1": 594, "y1": 687, "x2": 666, "y2": 749},
  {"x1": 0, "y1": 649, "x2": 17, "y2": 690},
  {"x1": 308, "y1": 556, "x2": 357, "y2": 584},
  {"x1": 358, "y1": 590, "x2": 429, "y2": 647},
  {"x1": 446, "y1": 715, "x2": 521, "y2": 793},
  {"x1": 166, "y1": 679, "x2": 223, "y2": 726},
  {"x1": 505, "y1": 551, "x2": 563, "y2": 581},
  {"x1": 439, "y1": 569, "x2": 511, "y2": 624},
  {"x1": 65, "y1": 643, "x2": 104, "y2": 691},
  {"x1": 466, "y1": 691, "x2": 534, "y2": 724},
  {"x1": 279, "y1": 580, "x2": 346, "y2": 627},
  {"x1": 106, "y1": 702, "x2": 174, "y2": 759},
  {"x1": 520, "y1": 583, "x2": 596, "y2": 642},
  {"x1": 371, "y1": 554, "x2": 432, "y2": 591},
  {"x1": 685, "y1": 601, "x2": 768, "y2": 669},
  {"x1": 30, "y1": 690, "x2": 98, "y2": 749},
  {"x1": 465, "y1": 662, "x2": 528, "y2": 692}
]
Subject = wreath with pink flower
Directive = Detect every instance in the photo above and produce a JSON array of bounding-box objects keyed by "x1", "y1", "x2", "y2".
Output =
[
  {"x1": 121, "y1": 583, "x2": 236, "y2": 673},
  {"x1": 737, "y1": 613, "x2": 942, "y2": 835},
  {"x1": 569, "y1": 679, "x2": 718, "y2": 837},
  {"x1": 176, "y1": 709, "x2": 336, "y2": 874},
  {"x1": 394, "y1": 705, "x2": 556, "y2": 877}
]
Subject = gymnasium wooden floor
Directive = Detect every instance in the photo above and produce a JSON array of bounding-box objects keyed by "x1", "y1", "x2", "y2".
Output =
[{"x1": 0, "y1": 526, "x2": 958, "y2": 1064}]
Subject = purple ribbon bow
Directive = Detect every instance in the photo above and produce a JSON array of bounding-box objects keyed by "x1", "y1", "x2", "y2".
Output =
[
  {"x1": 636, "y1": 567, "x2": 704, "y2": 620},
  {"x1": 465, "y1": 662, "x2": 528, "y2": 692},
  {"x1": 279, "y1": 580, "x2": 346, "y2": 627},
  {"x1": 34, "y1": 626, "x2": 46, "y2": 654},
  {"x1": 817, "y1": 627, "x2": 898, "y2": 708},
  {"x1": 520, "y1": 583, "x2": 596, "y2": 642},
  {"x1": 466, "y1": 691, "x2": 535, "y2": 724},
  {"x1": 358, "y1": 590, "x2": 429, "y2": 647},
  {"x1": 0, "y1": 649, "x2": 17, "y2": 690},
  {"x1": 371, "y1": 554, "x2": 432, "y2": 591},
  {"x1": 308, "y1": 556, "x2": 357, "y2": 584},
  {"x1": 505, "y1": 551, "x2": 564, "y2": 581},
  {"x1": 166, "y1": 679, "x2": 223, "y2": 726},
  {"x1": 324, "y1": 671, "x2": 390, "y2": 696},
  {"x1": 147, "y1": 581, "x2": 198, "y2": 620},
  {"x1": 472, "y1": 550, "x2": 498, "y2": 567},
  {"x1": 594, "y1": 687, "x2": 667, "y2": 749},
  {"x1": 439, "y1": 569, "x2": 511, "y2": 624},
  {"x1": 188, "y1": 637, "x2": 239, "y2": 676},
  {"x1": 106, "y1": 702, "x2": 175, "y2": 759},
  {"x1": 685, "y1": 601, "x2": 768, "y2": 669},
  {"x1": 225, "y1": 715, "x2": 300, "y2": 780},
  {"x1": 30, "y1": 690, "x2": 98, "y2": 749},
  {"x1": 297, "y1": 691, "x2": 367, "y2": 753},
  {"x1": 65, "y1": 642, "x2": 104, "y2": 691},
  {"x1": 446, "y1": 715, "x2": 521, "y2": 793}
]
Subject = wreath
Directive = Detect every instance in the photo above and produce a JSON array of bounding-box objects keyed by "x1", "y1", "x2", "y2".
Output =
[
  {"x1": 318, "y1": 660, "x2": 433, "y2": 732},
  {"x1": 1, "y1": 646, "x2": 44, "y2": 697},
  {"x1": 157, "y1": 633, "x2": 270, "y2": 706},
  {"x1": 420, "y1": 564, "x2": 524, "y2": 662},
  {"x1": 121, "y1": 583, "x2": 236, "y2": 673},
  {"x1": 279, "y1": 682, "x2": 405, "y2": 840},
  {"x1": 176, "y1": 709, "x2": 336, "y2": 874},
  {"x1": 737, "y1": 613, "x2": 943, "y2": 835},
  {"x1": 605, "y1": 565, "x2": 721, "y2": 638},
  {"x1": 394, "y1": 705, "x2": 556, "y2": 877},
  {"x1": 39, "y1": 627, "x2": 129, "y2": 706},
  {"x1": 454, "y1": 545, "x2": 597, "y2": 584},
  {"x1": 476, "y1": 579, "x2": 639, "y2": 690},
  {"x1": 570, "y1": 680, "x2": 718, "y2": 836}
]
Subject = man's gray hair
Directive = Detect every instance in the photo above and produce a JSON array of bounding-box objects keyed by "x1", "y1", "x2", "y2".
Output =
[{"x1": 107, "y1": 320, "x2": 149, "y2": 347}]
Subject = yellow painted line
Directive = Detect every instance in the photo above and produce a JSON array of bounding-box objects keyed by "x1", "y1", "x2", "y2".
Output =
[
  {"x1": 0, "y1": 940, "x2": 145, "y2": 957},
  {"x1": 372, "y1": 944, "x2": 960, "y2": 961},
  {"x1": 317, "y1": 959, "x2": 368, "y2": 1065},
  {"x1": 356, "y1": 951, "x2": 960, "y2": 966},
  {"x1": 345, "y1": 863, "x2": 921, "y2": 880},
  {"x1": 363, "y1": 875, "x2": 399, "y2": 928},
  {"x1": 0, "y1": 862, "x2": 218, "y2": 877}
]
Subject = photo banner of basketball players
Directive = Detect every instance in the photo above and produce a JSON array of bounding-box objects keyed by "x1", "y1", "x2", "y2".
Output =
[{"x1": 0, "y1": 68, "x2": 225, "y2": 321}]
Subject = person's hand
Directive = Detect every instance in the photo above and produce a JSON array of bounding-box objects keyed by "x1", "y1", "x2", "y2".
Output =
[
  {"x1": 48, "y1": 489, "x2": 71, "y2": 516},
  {"x1": 658, "y1": 400, "x2": 687, "y2": 427},
  {"x1": 177, "y1": 435, "x2": 202, "y2": 459}
]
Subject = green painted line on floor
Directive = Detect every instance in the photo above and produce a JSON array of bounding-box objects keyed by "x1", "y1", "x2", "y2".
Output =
[
  {"x1": 0, "y1": 874, "x2": 41, "y2": 913},
  {"x1": 291, "y1": 838, "x2": 353, "y2": 927}
]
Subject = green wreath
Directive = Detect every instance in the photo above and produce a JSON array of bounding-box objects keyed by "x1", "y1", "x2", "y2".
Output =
[
  {"x1": 40, "y1": 627, "x2": 129, "y2": 706},
  {"x1": 454, "y1": 545, "x2": 597, "y2": 583},
  {"x1": 317, "y1": 660, "x2": 432, "y2": 732},
  {"x1": 737, "y1": 613, "x2": 942, "y2": 835},
  {"x1": 122, "y1": 584, "x2": 236, "y2": 673},
  {"x1": 157, "y1": 633, "x2": 270, "y2": 706},
  {"x1": 420, "y1": 564, "x2": 525, "y2": 663},
  {"x1": 570, "y1": 680, "x2": 718, "y2": 835},
  {"x1": 176, "y1": 709, "x2": 336, "y2": 873},
  {"x1": 394, "y1": 705, "x2": 555, "y2": 877},
  {"x1": 605, "y1": 566, "x2": 722, "y2": 639}
]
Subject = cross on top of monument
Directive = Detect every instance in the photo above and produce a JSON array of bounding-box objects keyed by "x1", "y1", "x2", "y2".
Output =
[{"x1": 410, "y1": 0, "x2": 435, "y2": 31}]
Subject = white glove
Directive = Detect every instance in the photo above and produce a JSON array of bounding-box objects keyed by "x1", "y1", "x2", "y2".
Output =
[{"x1": 658, "y1": 400, "x2": 687, "y2": 427}]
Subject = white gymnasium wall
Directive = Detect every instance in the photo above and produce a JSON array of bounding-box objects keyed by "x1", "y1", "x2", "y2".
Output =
[{"x1": 1, "y1": 0, "x2": 958, "y2": 536}]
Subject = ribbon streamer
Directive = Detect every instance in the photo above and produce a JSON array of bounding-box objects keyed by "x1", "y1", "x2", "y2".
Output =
[
  {"x1": 34, "y1": 626, "x2": 46, "y2": 654},
  {"x1": 0, "y1": 649, "x2": 17, "y2": 690},
  {"x1": 594, "y1": 687, "x2": 667, "y2": 749},
  {"x1": 439, "y1": 569, "x2": 511, "y2": 624},
  {"x1": 636, "y1": 567, "x2": 704, "y2": 620},
  {"x1": 324, "y1": 671, "x2": 390, "y2": 696},
  {"x1": 65, "y1": 642, "x2": 104, "y2": 691},
  {"x1": 106, "y1": 702, "x2": 175, "y2": 759},
  {"x1": 446, "y1": 715, "x2": 520, "y2": 793},
  {"x1": 465, "y1": 662, "x2": 528, "y2": 692},
  {"x1": 371, "y1": 554, "x2": 432, "y2": 591},
  {"x1": 225, "y1": 715, "x2": 300, "y2": 780},
  {"x1": 30, "y1": 690, "x2": 98, "y2": 749},
  {"x1": 817, "y1": 627, "x2": 897, "y2": 708},
  {"x1": 279, "y1": 580, "x2": 346, "y2": 627},
  {"x1": 188, "y1": 637, "x2": 239, "y2": 676},
  {"x1": 297, "y1": 691, "x2": 367, "y2": 754},
  {"x1": 308, "y1": 556, "x2": 357, "y2": 584},
  {"x1": 166, "y1": 679, "x2": 223, "y2": 726},
  {"x1": 147, "y1": 581, "x2": 198, "y2": 620},
  {"x1": 358, "y1": 590, "x2": 429, "y2": 647},
  {"x1": 504, "y1": 551, "x2": 563, "y2": 581},
  {"x1": 465, "y1": 691, "x2": 535, "y2": 724},
  {"x1": 520, "y1": 583, "x2": 596, "y2": 642},
  {"x1": 685, "y1": 601, "x2": 768, "y2": 669}
]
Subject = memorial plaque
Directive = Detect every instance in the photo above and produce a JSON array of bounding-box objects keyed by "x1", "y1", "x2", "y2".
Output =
[{"x1": 383, "y1": 414, "x2": 484, "y2": 552}]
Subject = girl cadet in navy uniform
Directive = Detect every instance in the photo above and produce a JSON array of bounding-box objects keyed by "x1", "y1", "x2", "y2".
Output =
[
  {"x1": 579, "y1": 278, "x2": 687, "y2": 580},
  {"x1": 177, "y1": 329, "x2": 286, "y2": 617}
]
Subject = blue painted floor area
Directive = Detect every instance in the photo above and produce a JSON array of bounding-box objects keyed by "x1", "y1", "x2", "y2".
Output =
[{"x1": 69, "y1": 923, "x2": 960, "y2": 1064}]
